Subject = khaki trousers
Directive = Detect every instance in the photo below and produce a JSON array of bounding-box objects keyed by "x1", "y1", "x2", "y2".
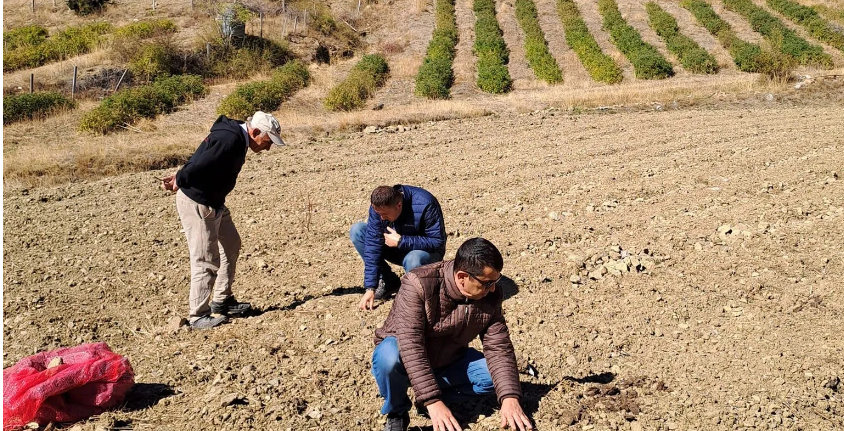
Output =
[{"x1": 176, "y1": 190, "x2": 241, "y2": 322}]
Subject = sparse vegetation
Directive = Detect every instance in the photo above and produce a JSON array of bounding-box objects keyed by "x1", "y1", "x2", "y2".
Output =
[
  {"x1": 646, "y1": 2, "x2": 719, "y2": 74},
  {"x1": 723, "y1": 0, "x2": 833, "y2": 68},
  {"x1": 515, "y1": 0, "x2": 563, "y2": 84},
  {"x1": 766, "y1": 0, "x2": 844, "y2": 52},
  {"x1": 416, "y1": 0, "x2": 458, "y2": 98},
  {"x1": 473, "y1": 0, "x2": 511, "y2": 93},
  {"x1": 308, "y1": 3, "x2": 361, "y2": 49},
  {"x1": 217, "y1": 60, "x2": 310, "y2": 119},
  {"x1": 79, "y1": 75, "x2": 206, "y2": 134},
  {"x1": 556, "y1": 0, "x2": 622, "y2": 84},
  {"x1": 3, "y1": 92, "x2": 77, "y2": 125},
  {"x1": 3, "y1": 22, "x2": 111, "y2": 72},
  {"x1": 598, "y1": 0, "x2": 673, "y2": 79},
  {"x1": 324, "y1": 54, "x2": 390, "y2": 111},
  {"x1": 66, "y1": 0, "x2": 111, "y2": 15},
  {"x1": 681, "y1": 0, "x2": 765, "y2": 72}
]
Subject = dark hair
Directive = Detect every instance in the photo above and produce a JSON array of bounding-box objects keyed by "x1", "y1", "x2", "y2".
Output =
[
  {"x1": 370, "y1": 185, "x2": 402, "y2": 207},
  {"x1": 454, "y1": 238, "x2": 504, "y2": 275}
]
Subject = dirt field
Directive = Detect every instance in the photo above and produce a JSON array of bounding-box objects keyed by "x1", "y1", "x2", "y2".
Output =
[{"x1": 4, "y1": 93, "x2": 843, "y2": 430}]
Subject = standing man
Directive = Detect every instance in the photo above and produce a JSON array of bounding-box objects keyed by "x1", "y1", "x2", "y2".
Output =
[
  {"x1": 350, "y1": 185, "x2": 446, "y2": 311},
  {"x1": 371, "y1": 238, "x2": 533, "y2": 431},
  {"x1": 161, "y1": 111, "x2": 285, "y2": 329}
]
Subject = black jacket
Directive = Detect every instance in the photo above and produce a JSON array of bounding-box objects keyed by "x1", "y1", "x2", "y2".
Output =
[{"x1": 177, "y1": 116, "x2": 248, "y2": 208}]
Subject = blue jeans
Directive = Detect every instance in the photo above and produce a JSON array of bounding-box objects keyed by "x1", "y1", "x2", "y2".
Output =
[
  {"x1": 371, "y1": 336, "x2": 495, "y2": 415},
  {"x1": 349, "y1": 222, "x2": 443, "y2": 281}
]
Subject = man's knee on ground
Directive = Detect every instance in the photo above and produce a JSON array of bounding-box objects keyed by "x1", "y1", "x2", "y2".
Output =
[
  {"x1": 350, "y1": 222, "x2": 366, "y2": 244},
  {"x1": 373, "y1": 338, "x2": 403, "y2": 375}
]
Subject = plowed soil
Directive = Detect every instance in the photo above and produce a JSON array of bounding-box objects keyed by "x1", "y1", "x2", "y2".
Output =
[{"x1": 4, "y1": 93, "x2": 843, "y2": 431}]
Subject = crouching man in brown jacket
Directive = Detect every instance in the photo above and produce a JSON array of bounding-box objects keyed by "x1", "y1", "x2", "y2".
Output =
[{"x1": 372, "y1": 238, "x2": 533, "y2": 431}]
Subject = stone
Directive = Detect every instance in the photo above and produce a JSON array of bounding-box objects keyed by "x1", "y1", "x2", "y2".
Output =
[
  {"x1": 256, "y1": 259, "x2": 268, "y2": 269},
  {"x1": 717, "y1": 224, "x2": 732, "y2": 235},
  {"x1": 47, "y1": 356, "x2": 63, "y2": 369},
  {"x1": 307, "y1": 409, "x2": 322, "y2": 419},
  {"x1": 166, "y1": 317, "x2": 187, "y2": 333},
  {"x1": 372, "y1": 103, "x2": 384, "y2": 111},
  {"x1": 220, "y1": 393, "x2": 241, "y2": 407},
  {"x1": 566, "y1": 355, "x2": 578, "y2": 367},
  {"x1": 570, "y1": 275, "x2": 581, "y2": 284},
  {"x1": 548, "y1": 211, "x2": 560, "y2": 221},
  {"x1": 363, "y1": 126, "x2": 378, "y2": 134}
]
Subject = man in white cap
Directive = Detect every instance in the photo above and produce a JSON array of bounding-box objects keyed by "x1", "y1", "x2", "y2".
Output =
[{"x1": 161, "y1": 111, "x2": 285, "y2": 329}]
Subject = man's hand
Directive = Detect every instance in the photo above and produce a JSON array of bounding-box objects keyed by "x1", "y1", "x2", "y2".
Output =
[
  {"x1": 383, "y1": 227, "x2": 401, "y2": 247},
  {"x1": 427, "y1": 401, "x2": 461, "y2": 431},
  {"x1": 500, "y1": 398, "x2": 532, "y2": 430},
  {"x1": 358, "y1": 289, "x2": 375, "y2": 311},
  {"x1": 161, "y1": 173, "x2": 178, "y2": 192}
]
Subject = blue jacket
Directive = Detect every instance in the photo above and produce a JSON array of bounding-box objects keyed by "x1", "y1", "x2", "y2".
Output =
[{"x1": 363, "y1": 185, "x2": 446, "y2": 288}]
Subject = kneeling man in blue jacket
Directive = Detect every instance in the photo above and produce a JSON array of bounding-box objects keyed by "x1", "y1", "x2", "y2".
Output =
[{"x1": 351, "y1": 185, "x2": 446, "y2": 310}]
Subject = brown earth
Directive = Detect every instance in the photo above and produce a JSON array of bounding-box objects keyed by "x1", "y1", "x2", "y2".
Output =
[{"x1": 4, "y1": 91, "x2": 844, "y2": 430}]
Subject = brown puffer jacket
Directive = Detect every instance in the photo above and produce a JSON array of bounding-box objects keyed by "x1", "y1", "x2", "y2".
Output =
[{"x1": 374, "y1": 260, "x2": 522, "y2": 406}]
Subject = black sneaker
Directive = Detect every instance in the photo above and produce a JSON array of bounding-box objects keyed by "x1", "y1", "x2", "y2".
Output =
[
  {"x1": 374, "y1": 277, "x2": 401, "y2": 300},
  {"x1": 190, "y1": 314, "x2": 229, "y2": 329},
  {"x1": 383, "y1": 411, "x2": 410, "y2": 431},
  {"x1": 210, "y1": 296, "x2": 252, "y2": 317}
]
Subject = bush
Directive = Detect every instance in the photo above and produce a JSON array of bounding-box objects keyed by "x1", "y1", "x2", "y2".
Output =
[
  {"x1": 646, "y1": 2, "x2": 719, "y2": 74},
  {"x1": 3, "y1": 22, "x2": 111, "y2": 72},
  {"x1": 766, "y1": 0, "x2": 844, "y2": 52},
  {"x1": 3, "y1": 25, "x2": 48, "y2": 50},
  {"x1": 723, "y1": 0, "x2": 833, "y2": 68},
  {"x1": 416, "y1": 0, "x2": 458, "y2": 98},
  {"x1": 598, "y1": 0, "x2": 673, "y2": 79},
  {"x1": 473, "y1": 0, "x2": 512, "y2": 93},
  {"x1": 681, "y1": 0, "x2": 765, "y2": 72},
  {"x1": 129, "y1": 42, "x2": 176, "y2": 82},
  {"x1": 217, "y1": 60, "x2": 310, "y2": 119},
  {"x1": 79, "y1": 75, "x2": 206, "y2": 134},
  {"x1": 515, "y1": 0, "x2": 563, "y2": 83},
  {"x1": 3, "y1": 92, "x2": 77, "y2": 125},
  {"x1": 207, "y1": 36, "x2": 292, "y2": 80},
  {"x1": 114, "y1": 19, "x2": 177, "y2": 40},
  {"x1": 67, "y1": 0, "x2": 111, "y2": 15},
  {"x1": 324, "y1": 54, "x2": 390, "y2": 111},
  {"x1": 557, "y1": 0, "x2": 622, "y2": 83}
]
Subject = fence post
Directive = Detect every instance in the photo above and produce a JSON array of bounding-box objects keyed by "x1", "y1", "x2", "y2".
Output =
[
  {"x1": 190, "y1": 0, "x2": 194, "y2": 9},
  {"x1": 282, "y1": 14, "x2": 287, "y2": 37},
  {"x1": 31, "y1": 0, "x2": 35, "y2": 13},
  {"x1": 294, "y1": 15, "x2": 298, "y2": 33},
  {"x1": 260, "y1": 13, "x2": 263, "y2": 39},
  {"x1": 71, "y1": 67, "x2": 78, "y2": 99},
  {"x1": 152, "y1": 0, "x2": 156, "y2": 11},
  {"x1": 206, "y1": 42, "x2": 211, "y2": 61},
  {"x1": 30, "y1": 73, "x2": 34, "y2": 94},
  {"x1": 304, "y1": 10, "x2": 308, "y2": 30},
  {"x1": 114, "y1": 68, "x2": 128, "y2": 92}
]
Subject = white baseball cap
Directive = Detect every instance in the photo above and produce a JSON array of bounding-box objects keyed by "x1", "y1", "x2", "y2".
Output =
[{"x1": 249, "y1": 111, "x2": 285, "y2": 146}]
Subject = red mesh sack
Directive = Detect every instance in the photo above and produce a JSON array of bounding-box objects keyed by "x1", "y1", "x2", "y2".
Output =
[{"x1": 3, "y1": 342, "x2": 134, "y2": 430}]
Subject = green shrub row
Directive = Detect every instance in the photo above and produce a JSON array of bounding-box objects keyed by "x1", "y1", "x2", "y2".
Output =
[
  {"x1": 598, "y1": 0, "x2": 673, "y2": 79},
  {"x1": 473, "y1": 0, "x2": 512, "y2": 93},
  {"x1": 515, "y1": 0, "x2": 563, "y2": 83},
  {"x1": 723, "y1": 0, "x2": 833, "y2": 68},
  {"x1": 556, "y1": 0, "x2": 622, "y2": 83},
  {"x1": 114, "y1": 19, "x2": 177, "y2": 40},
  {"x1": 645, "y1": 2, "x2": 719, "y2": 74},
  {"x1": 681, "y1": 0, "x2": 765, "y2": 72},
  {"x1": 217, "y1": 60, "x2": 310, "y2": 119},
  {"x1": 324, "y1": 54, "x2": 390, "y2": 111},
  {"x1": 766, "y1": 0, "x2": 844, "y2": 52},
  {"x1": 79, "y1": 75, "x2": 206, "y2": 134},
  {"x1": 3, "y1": 22, "x2": 111, "y2": 72},
  {"x1": 3, "y1": 92, "x2": 77, "y2": 125},
  {"x1": 416, "y1": 0, "x2": 458, "y2": 98},
  {"x1": 812, "y1": 5, "x2": 844, "y2": 24}
]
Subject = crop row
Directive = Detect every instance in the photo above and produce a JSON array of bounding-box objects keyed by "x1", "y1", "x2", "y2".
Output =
[
  {"x1": 324, "y1": 54, "x2": 390, "y2": 111},
  {"x1": 681, "y1": 0, "x2": 765, "y2": 72},
  {"x1": 515, "y1": 0, "x2": 563, "y2": 83},
  {"x1": 3, "y1": 22, "x2": 112, "y2": 72},
  {"x1": 646, "y1": 2, "x2": 718, "y2": 74},
  {"x1": 416, "y1": 0, "x2": 458, "y2": 99},
  {"x1": 557, "y1": 0, "x2": 622, "y2": 84},
  {"x1": 473, "y1": 0, "x2": 512, "y2": 93},
  {"x1": 723, "y1": 0, "x2": 833, "y2": 68},
  {"x1": 217, "y1": 61, "x2": 311, "y2": 120},
  {"x1": 598, "y1": 0, "x2": 673, "y2": 79},
  {"x1": 766, "y1": 0, "x2": 844, "y2": 52}
]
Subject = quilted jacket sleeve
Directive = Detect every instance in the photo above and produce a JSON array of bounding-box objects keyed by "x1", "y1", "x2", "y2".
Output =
[
  {"x1": 480, "y1": 298, "x2": 522, "y2": 403},
  {"x1": 397, "y1": 201, "x2": 446, "y2": 253},
  {"x1": 394, "y1": 273, "x2": 442, "y2": 406},
  {"x1": 363, "y1": 206, "x2": 385, "y2": 289}
]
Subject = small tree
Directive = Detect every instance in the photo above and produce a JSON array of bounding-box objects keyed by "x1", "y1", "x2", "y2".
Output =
[{"x1": 67, "y1": 0, "x2": 112, "y2": 15}]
